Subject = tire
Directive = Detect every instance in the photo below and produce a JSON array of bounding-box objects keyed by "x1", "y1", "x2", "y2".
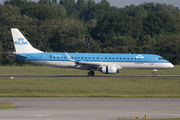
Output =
[{"x1": 153, "y1": 73, "x2": 156, "y2": 77}]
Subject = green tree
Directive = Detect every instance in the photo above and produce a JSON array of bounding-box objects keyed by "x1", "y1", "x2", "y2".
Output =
[
  {"x1": 141, "y1": 35, "x2": 156, "y2": 47},
  {"x1": 57, "y1": 4, "x2": 67, "y2": 16},
  {"x1": 51, "y1": 0, "x2": 58, "y2": 7},
  {"x1": 143, "y1": 12, "x2": 176, "y2": 37},
  {"x1": 20, "y1": 2, "x2": 62, "y2": 20},
  {"x1": 79, "y1": 0, "x2": 110, "y2": 21},
  {"x1": 39, "y1": 0, "x2": 50, "y2": 5},
  {"x1": 75, "y1": 0, "x2": 86, "y2": 13},
  {"x1": 161, "y1": 4, "x2": 179, "y2": 14},
  {"x1": 173, "y1": 12, "x2": 180, "y2": 32},
  {"x1": 140, "y1": 2, "x2": 179, "y2": 14},
  {"x1": 140, "y1": 2, "x2": 159, "y2": 12},
  {"x1": 92, "y1": 12, "x2": 142, "y2": 47},
  {"x1": 4, "y1": 0, "x2": 27, "y2": 6},
  {"x1": 59, "y1": 0, "x2": 75, "y2": 14},
  {"x1": 50, "y1": 19, "x2": 88, "y2": 52},
  {"x1": 0, "y1": 4, "x2": 21, "y2": 26},
  {"x1": 119, "y1": 4, "x2": 138, "y2": 17},
  {"x1": 135, "y1": 6, "x2": 148, "y2": 21}
]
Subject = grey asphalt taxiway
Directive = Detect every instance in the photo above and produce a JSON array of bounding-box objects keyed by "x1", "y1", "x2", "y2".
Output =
[
  {"x1": 0, "y1": 98, "x2": 180, "y2": 120},
  {"x1": 1, "y1": 74, "x2": 180, "y2": 78}
]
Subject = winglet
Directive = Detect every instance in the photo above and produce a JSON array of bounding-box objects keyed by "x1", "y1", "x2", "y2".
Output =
[{"x1": 65, "y1": 52, "x2": 76, "y2": 62}]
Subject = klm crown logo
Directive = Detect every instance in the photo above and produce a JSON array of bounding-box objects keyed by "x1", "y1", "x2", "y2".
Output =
[
  {"x1": 15, "y1": 37, "x2": 27, "y2": 45},
  {"x1": 18, "y1": 37, "x2": 24, "y2": 41}
]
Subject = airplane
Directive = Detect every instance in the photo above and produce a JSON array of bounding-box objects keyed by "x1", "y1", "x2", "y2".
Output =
[{"x1": 8, "y1": 28, "x2": 174, "y2": 77}]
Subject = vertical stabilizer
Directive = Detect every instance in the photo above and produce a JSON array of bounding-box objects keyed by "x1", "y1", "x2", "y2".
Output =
[{"x1": 11, "y1": 28, "x2": 43, "y2": 53}]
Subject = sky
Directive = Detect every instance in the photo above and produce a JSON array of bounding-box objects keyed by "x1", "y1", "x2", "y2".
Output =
[{"x1": 0, "y1": 0, "x2": 180, "y2": 9}]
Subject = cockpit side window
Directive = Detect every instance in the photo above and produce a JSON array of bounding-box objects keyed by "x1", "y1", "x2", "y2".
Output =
[{"x1": 159, "y1": 58, "x2": 163, "y2": 60}]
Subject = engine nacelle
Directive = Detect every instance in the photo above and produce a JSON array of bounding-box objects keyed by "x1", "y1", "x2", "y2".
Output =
[{"x1": 101, "y1": 66, "x2": 119, "y2": 74}]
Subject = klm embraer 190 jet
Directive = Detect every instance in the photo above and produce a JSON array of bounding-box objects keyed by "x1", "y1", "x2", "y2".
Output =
[{"x1": 8, "y1": 28, "x2": 174, "y2": 77}]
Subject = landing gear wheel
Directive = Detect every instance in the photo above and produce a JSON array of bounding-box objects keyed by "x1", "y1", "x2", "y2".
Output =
[
  {"x1": 153, "y1": 71, "x2": 156, "y2": 77},
  {"x1": 87, "y1": 71, "x2": 95, "y2": 76},
  {"x1": 91, "y1": 71, "x2": 95, "y2": 76},
  {"x1": 87, "y1": 72, "x2": 91, "y2": 76}
]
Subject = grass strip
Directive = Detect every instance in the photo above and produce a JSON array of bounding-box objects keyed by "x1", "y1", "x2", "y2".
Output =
[
  {"x1": 0, "y1": 65, "x2": 180, "y2": 75},
  {"x1": 0, "y1": 77, "x2": 180, "y2": 97},
  {"x1": 0, "y1": 102, "x2": 17, "y2": 109}
]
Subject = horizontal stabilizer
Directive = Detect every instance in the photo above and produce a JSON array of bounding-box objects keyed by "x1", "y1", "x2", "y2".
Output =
[{"x1": 7, "y1": 52, "x2": 29, "y2": 58}]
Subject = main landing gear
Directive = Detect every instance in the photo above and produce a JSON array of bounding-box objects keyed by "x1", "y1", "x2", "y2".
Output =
[
  {"x1": 153, "y1": 69, "x2": 157, "y2": 77},
  {"x1": 87, "y1": 71, "x2": 95, "y2": 76}
]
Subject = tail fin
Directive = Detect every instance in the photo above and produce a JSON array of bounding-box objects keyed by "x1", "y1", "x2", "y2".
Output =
[{"x1": 11, "y1": 28, "x2": 43, "y2": 53}]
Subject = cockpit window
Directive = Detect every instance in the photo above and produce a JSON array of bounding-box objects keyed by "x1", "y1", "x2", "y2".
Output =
[{"x1": 159, "y1": 58, "x2": 165, "y2": 60}]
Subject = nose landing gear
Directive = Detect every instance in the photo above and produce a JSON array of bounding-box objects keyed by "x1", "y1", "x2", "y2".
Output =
[
  {"x1": 87, "y1": 71, "x2": 95, "y2": 76},
  {"x1": 153, "y1": 71, "x2": 156, "y2": 77},
  {"x1": 153, "y1": 69, "x2": 157, "y2": 77}
]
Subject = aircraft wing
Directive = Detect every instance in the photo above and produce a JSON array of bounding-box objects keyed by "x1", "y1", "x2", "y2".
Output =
[
  {"x1": 75, "y1": 61, "x2": 102, "y2": 70},
  {"x1": 77, "y1": 61, "x2": 122, "y2": 70},
  {"x1": 65, "y1": 52, "x2": 102, "y2": 69},
  {"x1": 65, "y1": 52, "x2": 122, "y2": 70},
  {"x1": 77, "y1": 61, "x2": 102, "y2": 66}
]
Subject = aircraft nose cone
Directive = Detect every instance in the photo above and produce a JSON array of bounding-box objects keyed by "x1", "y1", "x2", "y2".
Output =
[{"x1": 167, "y1": 63, "x2": 174, "y2": 68}]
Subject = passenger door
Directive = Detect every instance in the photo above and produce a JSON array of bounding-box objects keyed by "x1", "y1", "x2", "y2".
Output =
[
  {"x1": 150, "y1": 57, "x2": 154, "y2": 65},
  {"x1": 43, "y1": 55, "x2": 47, "y2": 63}
]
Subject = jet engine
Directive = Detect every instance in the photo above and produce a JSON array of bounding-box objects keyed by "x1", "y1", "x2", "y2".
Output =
[{"x1": 101, "y1": 66, "x2": 119, "y2": 74}]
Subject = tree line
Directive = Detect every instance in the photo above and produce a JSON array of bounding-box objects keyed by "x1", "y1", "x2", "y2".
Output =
[{"x1": 0, "y1": 0, "x2": 180, "y2": 65}]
